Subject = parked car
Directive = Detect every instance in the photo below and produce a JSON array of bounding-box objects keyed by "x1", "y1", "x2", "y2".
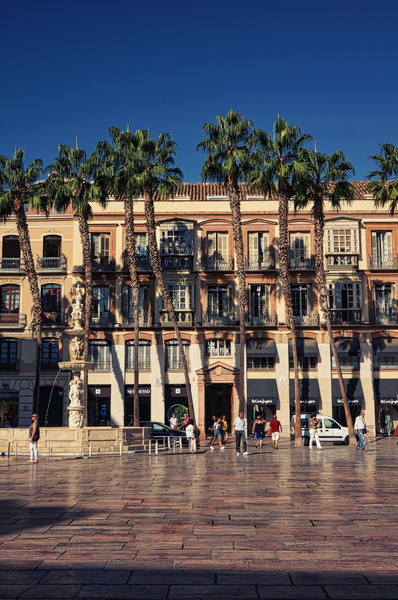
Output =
[
  {"x1": 291, "y1": 414, "x2": 349, "y2": 446},
  {"x1": 140, "y1": 421, "x2": 188, "y2": 445}
]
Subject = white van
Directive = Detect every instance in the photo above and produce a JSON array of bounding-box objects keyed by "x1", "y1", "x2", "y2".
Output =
[{"x1": 291, "y1": 414, "x2": 349, "y2": 446}]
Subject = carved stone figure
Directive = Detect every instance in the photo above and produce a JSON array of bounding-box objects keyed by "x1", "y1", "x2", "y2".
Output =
[
  {"x1": 69, "y1": 374, "x2": 84, "y2": 406},
  {"x1": 69, "y1": 411, "x2": 83, "y2": 429},
  {"x1": 71, "y1": 336, "x2": 84, "y2": 360}
]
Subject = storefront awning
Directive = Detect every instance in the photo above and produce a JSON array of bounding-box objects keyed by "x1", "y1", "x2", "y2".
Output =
[
  {"x1": 246, "y1": 339, "x2": 276, "y2": 356},
  {"x1": 289, "y1": 339, "x2": 318, "y2": 357},
  {"x1": 334, "y1": 337, "x2": 360, "y2": 356},
  {"x1": 372, "y1": 337, "x2": 398, "y2": 355},
  {"x1": 374, "y1": 379, "x2": 398, "y2": 405},
  {"x1": 332, "y1": 379, "x2": 364, "y2": 406},
  {"x1": 289, "y1": 379, "x2": 320, "y2": 405},
  {"x1": 247, "y1": 379, "x2": 278, "y2": 405}
]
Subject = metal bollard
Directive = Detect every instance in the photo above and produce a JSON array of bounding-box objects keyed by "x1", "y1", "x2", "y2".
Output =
[
  {"x1": 7, "y1": 441, "x2": 10, "y2": 458},
  {"x1": 119, "y1": 441, "x2": 122, "y2": 456},
  {"x1": 89, "y1": 441, "x2": 92, "y2": 458}
]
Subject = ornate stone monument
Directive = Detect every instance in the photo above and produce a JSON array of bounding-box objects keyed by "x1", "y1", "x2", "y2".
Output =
[{"x1": 58, "y1": 282, "x2": 94, "y2": 428}]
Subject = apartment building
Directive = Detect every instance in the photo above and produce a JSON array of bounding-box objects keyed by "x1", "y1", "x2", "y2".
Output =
[{"x1": 1, "y1": 182, "x2": 397, "y2": 437}]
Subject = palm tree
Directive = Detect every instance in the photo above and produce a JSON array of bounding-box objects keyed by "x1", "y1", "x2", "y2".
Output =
[
  {"x1": 368, "y1": 143, "x2": 398, "y2": 214},
  {"x1": 47, "y1": 145, "x2": 108, "y2": 424},
  {"x1": 293, "y1": 148, "x2": 356, "y2": 444},
  {"x1": 250, "y1": 118, "x2": 311, "y2": 446},
  {"x1": 197, "y1": 109, "x2": 256, "y2": 413},
  {"x1": 128, "y1": 129, "x2": 196, "y2": 425},
  {"x1": 98, "y1": 126, "x2": 142, "y2": 426},
  {"x1": 0, "y1": 149, "x2": 47, "y2": 413}
]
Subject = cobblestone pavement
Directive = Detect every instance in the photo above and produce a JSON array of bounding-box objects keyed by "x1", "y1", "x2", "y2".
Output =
[{"x1": 0, "y1": 436, "x2": 397, "y2": 599}]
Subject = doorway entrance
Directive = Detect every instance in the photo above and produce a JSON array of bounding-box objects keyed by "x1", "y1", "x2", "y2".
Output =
[
  {"x1": 39, "y1": 386, "x2": 63, "y2": 426},
  {"x1": 205, "y1": 383, "x2": 232, "y2": 435}
]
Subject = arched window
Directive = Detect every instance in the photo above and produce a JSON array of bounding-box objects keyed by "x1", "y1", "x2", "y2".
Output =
[
  {"x1": 41, "y1": 284, "x2": 61, "y2": 323},
  {"x1": 0, "y1": 285, "x2": 20, "y2": 313}
]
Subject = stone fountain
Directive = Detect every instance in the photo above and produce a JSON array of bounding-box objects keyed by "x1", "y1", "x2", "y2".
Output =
[{"x1": 58, "y1": 282, "x2": 94, "y2": 428}]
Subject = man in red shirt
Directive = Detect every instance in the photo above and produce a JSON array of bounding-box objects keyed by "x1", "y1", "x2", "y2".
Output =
[{"x1": 269, "y1": 413, "x2": 282, "y2": 450}]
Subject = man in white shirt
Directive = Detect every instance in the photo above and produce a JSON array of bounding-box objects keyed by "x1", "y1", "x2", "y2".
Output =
[
  {"x1": 354, "y1": 410, "x2": 367, "y2": 452},
  {"x1": 169, "y1": 413, "x2": 178, "y2": 429},
  {"x1": 233, "y1": 411, "x2": 249, "y2": 456}
]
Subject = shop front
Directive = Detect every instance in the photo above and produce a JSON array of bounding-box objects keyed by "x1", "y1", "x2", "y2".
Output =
[
  {"x1": 289, "y1": 378, "x2": 321, "y2": 416},
  {"x1": 247, "y1": 379, "x2": 278, "y2": 432},
  {"x1": 165, "y1": 385, "x2": 188, "y2": 426},
  {"x1": 332, "y1": 378, "x2": 363, "y2": 425},
  {"x1": 88, "y1": 385, "x2": 111, "y2": 426},
  {"x1": 124, "y1": 385, "x2": 151, "y2": 425},
  {"x1": 0, "y1": 391, "x2": 19, "y2": 428},
  {"x1": 374, "y1": 379, "x2": 398, "y2": 435}
]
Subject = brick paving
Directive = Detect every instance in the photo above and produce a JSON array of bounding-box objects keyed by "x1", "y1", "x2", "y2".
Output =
[{"x1": 0, "y1": 436, "x2": 397, "y2": 599}]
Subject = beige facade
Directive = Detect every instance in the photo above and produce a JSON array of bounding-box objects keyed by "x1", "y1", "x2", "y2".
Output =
[{"x1": 1, "y1": 182, "x2": 398, "y2": 439}]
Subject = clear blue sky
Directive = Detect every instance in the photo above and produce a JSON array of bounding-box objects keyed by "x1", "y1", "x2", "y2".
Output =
[{"x1": 1, "y1": 0, "x2": 397, "y2": 182}]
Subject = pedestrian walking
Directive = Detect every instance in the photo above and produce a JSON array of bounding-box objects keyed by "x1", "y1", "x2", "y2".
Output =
[
  {"x1": 221, "y1": 414, "x2": 229, "y2": 443},
  {"x1": 354, "y1": 410, "x2": 367, "y2": 452},
  {"x1": 234, "y1": 411, "x2": 249, "y2": 456},
  {"x1": 186, "y1": 419, "x2": 196, "y2": 453},
  {"x1": 309, "y1": 412, "x2": 322, "y2": 450},
  {"x1": 252, "y1": 414, "x2": 266, "y2": 448},
  {"x1": 169, "y1": 413, "x2": 178, "y2": 429},
  {"x1": 269, "y1": 413, "x2": 282, "y2": 449},
  {"x1": 209, "y1": 417, "x2": 225, "y2": 451},
  {"x1": 29, "y1": 413, "x2": 40, "y2": 463}
]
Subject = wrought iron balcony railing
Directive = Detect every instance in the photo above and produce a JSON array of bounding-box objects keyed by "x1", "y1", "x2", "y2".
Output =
[
  {"x1": 165, "y1": 359, "x2": 191, "y2": 371},
  {"x1": 329, "y1": 309, "x2": 362, "y2": 324},
  {"x1": 41, "y1": 361, "x2": 60, "y2": 371},
  {"x1": 368, "y1": 254, "x2": 398, "y2": 269},
  {"x1": 0, "y1": 359, "x2": 20, "y2": 372},
  {"x1": 201, "y1": 256, "x2": 234, "y2": 271},
  {"x1": 91, "y1": 256, "x2": 116, "y2": 271},
  {"x1": 160, "y1": 311, "x2": 194, "y2": 326},
  {"x1": 0, "y1": 258, "x2": 24, "y2": 269},
  {"x1": 294, "y1": 311, "x2": 320, "y2": 326},
  {"x1": 37, "y1": 256, "x2": 67, "y2": 270},
  {"x1": 247, "y1": 312, "x2": 278, "y2": 326},
  {"x1": 121, "y1": 313, "x2": 152, "y2": 327},
  {"x1": 91, "y1": 360, "x2": 112, "y2": 371},
  {"x1": 289, "y1": 256, "x2": 315, "y2": 269},
  {"x1": 0, "y1": 313, "x2": 27, "y2": 328},
  {"x1": 125, "y1": 359, "x2": 151, "y2": 371},
  {"x1": 90, "y1": 313, "x2": 115, "y2": 327},
  {"x1": 160, "y1": 255, "x2": 194, "y2": 270},
  {"x1": 370, "y1": 308, "x2": 398, "y2": 324},
  {"x1": 244, "y1": 254, "x2": 274, "y2": 270},
  {"x1": 202, "y1": 311, "x2": 235, "y2": 326}
]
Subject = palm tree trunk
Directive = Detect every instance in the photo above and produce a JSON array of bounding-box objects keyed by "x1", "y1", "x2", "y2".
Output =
[
  {"x1": 278, "y1": 191, "x2": 302, "y2": 446},
  {"x1": 313, "y1": 196, "x2": 356, "y2": 444},
  {"x1": 144, "y1": 188, "x2": 196, "y2": 425},
  {"x1": 227, "y1": 177, "x2": 247, "y2": 413},
  {"x1": 78, "y1": 213, "x2": 93, "y2": 426},
  {"x1": 124, "y1": 196, "x2": 141, "y2": 426},
  {"x1": 14, "y1": 201, "x2": 42, "y2": 413}
]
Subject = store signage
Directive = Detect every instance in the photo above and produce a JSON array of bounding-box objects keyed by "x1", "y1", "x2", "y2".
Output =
[
  {"x1": 126, "y1": 340, "x2": 151, "y2": 346},
  {"x1": 165, "y1": 339, "x2": 190, "y2": 346},
  {"x1": 335, "y1": 398, "x2": 360, "y2": 405},
  {"x1": 380, "y1": 398, "x2": 398, "y2": 405},
  {"x1": 249, "y1": 398, "x2": 275, "y2": 405}
]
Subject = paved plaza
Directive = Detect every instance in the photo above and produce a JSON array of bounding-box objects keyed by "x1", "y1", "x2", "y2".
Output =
[{"x1": 0, "y1": 436, "x2": 397, "y2": 599}]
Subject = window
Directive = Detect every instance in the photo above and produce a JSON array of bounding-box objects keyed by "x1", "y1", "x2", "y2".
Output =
[
  {"x1": 160, "y1": 225, "x2": 193, "y2": 255},
  {"x1": 165, "y1": 341, "x2": 190, "y2": 371},
  {"x1": 92, "y1": 286, "x2": 111, "y2": 326},
  {"x1": 374, "y1": 284, "x2": 395, "y2": 322},
  {"x1": 331, "y1": 355, "x2": 359, "y2": 370},
  {"x1": 290, "y1": 232, "x2": 310, "y2": 268},
  {"x1": 0, "y1": 285, "x2": 20, "y2": 313},
  {"x1": 91, "y1": 233, "x2": 110, "y2": 262},
  {"x1": 371, "y1": 231, "x2": 392, "y2": 268},
  {"x1": 248, "y1": 232, "x2": 269, "y2": 268},
  {"x1": 41, "y1": 338, "x2": 59, "y2": 370},
  {"x1": 2, "y1": 235, "x2": 20, "y2": 268},
  {"x1": 291, "y1": 285, "x2": 309, "y2": 319},
  {"x1": 206, "y1": 286, "x2": 233, "y2": 324},
  {"x1": 326, "y1": 225, "x2": 358, "y2": 254},
  {"x1": 249, "y1": 285, "x2": 270, "y2": 324},
  {"x1": 125, "y1": 341, "x2": 151, "y2": 370},
  {"x1": 0, "y1": 338, "x2": 17, "y2": 371},
  {"x1": 135, "y1": 233, "x2": 148, "y2": 257},
  {"x1": 328, "y1": 282, "x2": 361, "y2": 323},
  {"x1": 164, "y1": 283, "x2": 194, "y2": 310},
  {"x1": 374, "y1": 354, "x2": 398, "y2": 369},
  {"x1": 88, "y1": 340, "x2": 111, "y2": 370},
  {"x1": 122, "y1": 285, "x2": 149, "y2": 325},
  {"x1": 206, "y1": 339, "x2": 232, "y2": 356},
  {"x1": 42, "y1": 284, "x2": 61, "y2": 323},
  {"x1": 207, "y1": 232, "x2": 229, "y2": 269},
  {"x1": 43, "y1": 235, "x2": 61, "y2": 258},
  {"x1": 247, "y1": 356, "x2": 275, "y2": 370},
  {"x1": 289, "y1": 356, "x2": 318, "y2": 370}
]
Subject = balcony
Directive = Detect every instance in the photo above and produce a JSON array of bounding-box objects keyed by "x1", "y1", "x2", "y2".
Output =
[
  {"x1": 247, "y1": 312, "x2": 278, "y2": 326},
  {"x1": 289, "y1": 257, "x2": 314, "y2": 270},
  {"x1": 368, "y1": 255, "x2": 398, "y2": 270},
  {"x1": 165, "y1": 359, "x2": 191, "y2": 372},
  {"x1": 121, "y1": 312, "x2": 152, "y2": 327},
  {"x1": 0, "y1": 359, "x2": 20, "y2": 372},
  {"x1": 160, "y1": 255, "x2": 193, "y2": 271},
  {"x1": 125, "y1": 359, "x2": 151, "y2": 371},
  {"x1": 41, "y1": 361, "x2": 60, "y2": 372},
  {"x1": 160, "y1": 311, "x2": 194, "y2": 327},
  {"x1": 294, "y1": 311, "x2": 320, "y2": 326},
  {"x1": 122, "y1": 251, "x2": 152, "y2": 271},
  {"x1": 37, "y1": 255, "x2": 67, "y2": 270},
  {"x1": 0, "y1": 258, "x2": 25, "y2": 271},
  {"x1": 244, "y1": 254, "x2": 274, "y2": 270},
  {"x1": 90, "y1": 313, "x2": 115, "y2": 328},
  {"x1": 0, "y1": 313, "x2": 27, "y2": 328},
  {"x1": 330, "y1": 309, "x2": 362, "y2": 324},
  {"x1": 327, "y1": 254, "x2": 358, "y2": 269},
  {"x1": 91, "y1": 256, "x2": 116, "y2": 271},
  {"x1": 202, "y1": 311, "x2": 235, "y2": 326},
  {"x1": 370, "y1": 308, "x2": 398, "y2": 324},
  {"x1": 201, "y1": 256, "x2": 234, "y2": 271},
  {"x1": 91, "y1": 360, "x2": 112, "y2": 371}
]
